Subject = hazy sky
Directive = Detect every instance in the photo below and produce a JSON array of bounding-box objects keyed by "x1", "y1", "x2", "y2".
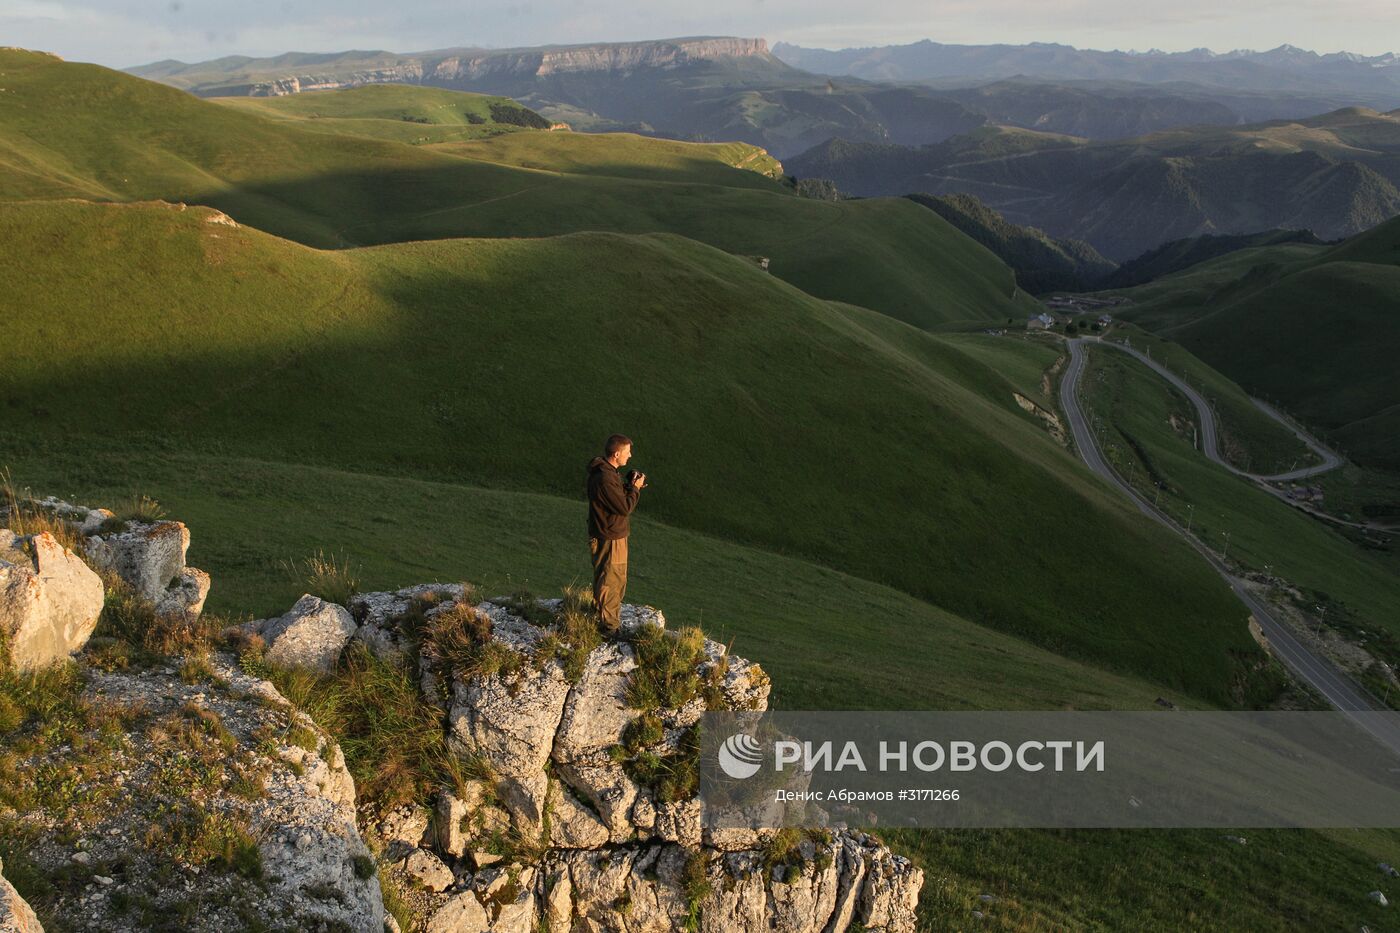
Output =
[{"x1": 5, "y1": 0, "x2": 1397, "y2": 69}]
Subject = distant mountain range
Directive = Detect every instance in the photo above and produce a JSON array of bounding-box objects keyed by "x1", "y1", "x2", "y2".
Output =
[
  {"x1": 772, "y1": 39, "x2": 1400, "y2": 105},
  {"x1": 787, "y1": 109, "x2": 1400, "y2": 259},
  {"x1": 127, "y1": 36, "x2": 1400, "y2": 157},
  {"x1": 128, "y1": 38, "x2": 987, "y2": 158}
]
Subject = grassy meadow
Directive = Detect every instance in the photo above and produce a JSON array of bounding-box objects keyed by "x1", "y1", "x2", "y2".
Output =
[
  {"x1": 0, "y1": 48, "x2": 1029, "y2": 329},
  {"x1": 0, "y1": 198, "x2": 1265, "y2": 706}
]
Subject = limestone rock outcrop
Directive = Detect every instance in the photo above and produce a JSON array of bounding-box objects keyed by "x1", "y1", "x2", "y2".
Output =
[
  {"x1": 0, "y1": 856, "x2": 44, "y2": 933},
  {"x1": 234, "y1": 38, "x2": 773, "y2": 96},
  {"x1": 84, "y1": 520, "x2": 189, "y2": 604},
  {"x1": 332, "y1": 583, "x2": 921, "y2": 932},
  {"x1": 0, "y1": 530, "x2": 104, "y2": 671},
  {"x1": 1, "y1": 659, "x2": 385, "y2": 932},
  {"x1": 1, "y1": 492, "x2": 922, "y2": 932},
  {"x1": 256, "y1": 593, "x2": 358, "y2": 672},
  {"x1": 9, "y1": 496, "x2": 212, "y2": 625}
]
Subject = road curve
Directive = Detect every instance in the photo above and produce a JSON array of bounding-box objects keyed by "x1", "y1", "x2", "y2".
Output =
[
  {"x1": 1087, "y1": 337, "x2": 1342, "y2": 482},
  {"x1": 1250, "y1": 397, "x2": 1344, "y2": 481},
  {"x1": 1060, "y1": 338, "x2": 1400, "y2": 753},
  {"x1": 1083, "y1": 337, "x2": 1384, "y2": 531}
]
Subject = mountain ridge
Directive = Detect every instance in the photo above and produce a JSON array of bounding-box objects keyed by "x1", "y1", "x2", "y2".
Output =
[
  {"x1": 128, "y1": 37, "x2": 777, "y2": 95},
  {"x1": 771, "y1": 38, "x2": 1400, "y2": 101},
  {"x1": 786, "y1": 108, "x2": 1400, "y2": 258}
]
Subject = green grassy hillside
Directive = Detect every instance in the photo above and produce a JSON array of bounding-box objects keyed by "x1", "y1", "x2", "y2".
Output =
[
  {"x1": 0, "y1": 198, "x2": 1265, "y2": 706},
  {"x1": 907, "y1": 192, "x2": 1116, "y2": 293},
  {"x1": 1080, "y1": 344, "x2": 1400, "y2": 651},
  {"x1": 1101, "y1": 228, "x2": 1326, "y2": 289},
  {"x1": 213, "y1": 83, "x2": 550, "y2": 143},
  {"x1": 0, "y1": 441, "x2": 1192, "y2": 714},
  {"x1": 0, "y1": 49, "x2": 1026, "y2": 328},
  {"x1": 1111, "y1": 216, "x2": 1400, "y2": 470},
  {"x1": 422, "y1": 130, "x2": 783, "y2": 186},
  {"x1": 1104, "y1": 325, "x2": 1319, "y2": 475}
]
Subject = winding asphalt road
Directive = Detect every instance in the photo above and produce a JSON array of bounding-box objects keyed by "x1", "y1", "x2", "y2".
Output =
[
  {"x1": 1090, "y1": 337, "x2": 1342, "y2": 481},
  {"x1": 1081, "y1": 338, "x2": 1390, "y2": 532},
  {"x1": 1059, "y1": 338, "x2": 1400, "y2": 754}
]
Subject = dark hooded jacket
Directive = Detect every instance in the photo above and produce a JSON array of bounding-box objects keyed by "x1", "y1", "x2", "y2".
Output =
[{"x1": 587, "y1": 456, "x2": 641, "y2": 540}]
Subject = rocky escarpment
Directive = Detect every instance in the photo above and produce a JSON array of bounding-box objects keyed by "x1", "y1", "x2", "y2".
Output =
[
  {"x1": 1, "y1": 495, "x2": 922, "y2": 931},
  {"x1": 287, "y1": 583, "x2": 923, "y2": 932},
  {"x1": 0, "y1": 496, "x2": 381, "y2": 931},
  {"x1": 201, "y1": 38, "x2": 772, "y2": 97}
]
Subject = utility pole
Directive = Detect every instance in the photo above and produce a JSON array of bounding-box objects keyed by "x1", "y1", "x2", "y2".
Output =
[
  {"x1": 1153, "y1": 482, "x2": 1162, "y2": 507},
  {"x1": 1186, "y1": 504, "x2": 1195, "y2": 535},
  {"x1": 1315, "y1": 604, "x2": 1328, "y2": 637},
  {"x1": 1220, "y1": 530, "x2": 1231, "y2": 561}
]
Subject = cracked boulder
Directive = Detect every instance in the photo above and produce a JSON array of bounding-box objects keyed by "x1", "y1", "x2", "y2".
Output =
[
  {"x1": 258, "y1": 594, "x2": 358, "y2": 672},
  {"x1": 0, "y1": 530, "x2": 104, "y2": 671},
  {"x1": 154, "y1": 567, "x2": 212, "y2": 623},
  {"x1": 84, "y1": 520, "x2": 189, "y2": 603},
  {"x1": 414, "y1": 592, "x2": 920, "y2": 932}
]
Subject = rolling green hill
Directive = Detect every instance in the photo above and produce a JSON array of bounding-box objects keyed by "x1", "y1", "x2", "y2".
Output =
[
  {"x1": 906, "y1": 192, "x2": 1116, "y2": 293},
  {"x1": 212, "y1": 82, "x2": 552, "y2": 143},
  {"x1": 0, "y1": 48, "x2": 1025, "y2": 328},
  {"x1": 0, "y1": 197, "x2": 1267, "y2": 706},
  {"x1": 1101, "y1": 229, "x2": 1326, "y2": 289},
  {"x1": 1079, "y1": 342, "x2": 1400, "y2": 647},
  {"x1": 786, "y1": 108, "x2": 1400, "y2": 259},
  {"x1": 7, "y1": 201, "x2": 1397, "y2": 932},
  {"x1": 1111, "y1": 216, "x2": 1400, "y2": 471}
]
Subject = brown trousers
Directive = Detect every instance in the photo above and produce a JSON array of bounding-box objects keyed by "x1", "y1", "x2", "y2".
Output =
[{"x1": 589, "y1": 536, "x2": 628, "y2": 631}]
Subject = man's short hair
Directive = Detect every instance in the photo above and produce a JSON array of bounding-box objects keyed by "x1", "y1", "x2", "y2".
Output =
[{"x1": 604, "y1": 434, "x2": 633, "y2": 456}]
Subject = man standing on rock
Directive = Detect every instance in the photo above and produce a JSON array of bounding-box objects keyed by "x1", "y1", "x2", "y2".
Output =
[{"x1": 587, "y1": 434, "x2": 646, "y2": 634}]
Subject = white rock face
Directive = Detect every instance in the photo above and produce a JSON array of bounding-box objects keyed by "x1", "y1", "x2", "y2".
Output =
[
  {"x1": 413, "y1": 592, "x2": 920, "y2": 933},
  {"x1": 84, "y1": 520, "x2": 189, "y2": 602},
  {"x1": 0, "y1": 856, "x2": 44, "y2": 933},
  {"x1": 551, "y1": 641, "x2": 642, "y2": 840},
  {"x1": 0, "y1": 530, "x2": 104, "y2": 671},
  {"x1": 154, "y1": 567, "x2": 211, "y2": 622},
  {"x1": 404, "y1": 849, "x2": 454, "y2": 892},
  {"x1": 260, "y1": 593, "x2": 358, "y2": 672},
  {"x1": 447, "y1": 649, "x2": 570, "y2": 838},
  {"x1": 425, "y1": 890, "x2": 490, "y2": 933}
]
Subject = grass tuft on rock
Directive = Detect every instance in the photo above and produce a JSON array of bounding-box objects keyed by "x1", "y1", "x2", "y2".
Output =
[
  {"x1": 112, "y1": 493, "x2": 166, "y2": 524},
  {"x1": 625, "y1": 625, "x2": 707, "y2": 711},
  {"x1": 0, "y1": 471, "x2": 89, "y2": 556},
  {"x1": 285, "y1": 549, "x2": 361, "y2": 606}
]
